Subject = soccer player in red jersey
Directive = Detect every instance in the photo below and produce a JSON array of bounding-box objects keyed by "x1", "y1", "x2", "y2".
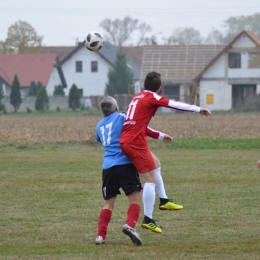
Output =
[{"x1": 120, "y1": 71, "x2": 211, "y2": 233}]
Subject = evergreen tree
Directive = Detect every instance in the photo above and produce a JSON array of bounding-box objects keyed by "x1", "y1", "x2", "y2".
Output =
[
  {"x1": 105, "y1": 52, "x2": 134, "y2": 95},
  {"x1": 28, "y1": 81, "x2": 42, "y2": 96},
  {"x1": 0, "y1": 84, "x2": 4, "y2": 111},
  {"x1": 10, "y1": 74, "x2": 22, "y2": 112},
  {"x1": 53, "y1": 85, "x2": 65, "y2": 96},
  {"x1": 35, "y1": 86, "x2": 49, "y2": 111},
  {"x1": 69, "y1": 84, "x2": 80, "y2": 111}
]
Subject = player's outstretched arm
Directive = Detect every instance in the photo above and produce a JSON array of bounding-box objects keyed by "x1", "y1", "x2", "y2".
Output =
[
  {"x1": 257, "y1": 160, "x2": 260, "y2": 169},
  {"x1": 199, "y1": 108, "x2": 211, "y2": 116}
]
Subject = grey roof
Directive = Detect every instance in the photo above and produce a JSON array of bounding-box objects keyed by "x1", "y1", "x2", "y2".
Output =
[{"x1": 141, "y1": 44, "x2": 226, "y2": 84}]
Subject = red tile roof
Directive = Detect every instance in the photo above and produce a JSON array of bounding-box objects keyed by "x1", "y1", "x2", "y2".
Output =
[{"x1": 0, "y1": 54, "x2": 58, "y2": 87}]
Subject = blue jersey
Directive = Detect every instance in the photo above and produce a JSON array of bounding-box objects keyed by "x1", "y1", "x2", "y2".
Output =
[{"x1": 96, "y1": 112, "x2": 131, "y2": 169}]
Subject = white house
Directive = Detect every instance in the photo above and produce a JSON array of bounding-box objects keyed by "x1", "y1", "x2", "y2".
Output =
[
  {"x1": 60, "y1": 42, "x2": 140, "y2": 97},
  {"x1": 141, "y1": 30, "x2": 260, "y2": 111},
  {"x1": 195, "y1": 31, "x2": 260, "y2": 110}
]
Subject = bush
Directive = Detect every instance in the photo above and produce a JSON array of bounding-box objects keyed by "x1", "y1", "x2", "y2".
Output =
[
  {"x1": 35, "y1": 86, "x2": 49, "y2": 111},
  {"x1": 56, "y1": 106, "x2": 61, "y2": 112},
  {"x1": 10, "y1": 74, "x2": 22, "y2": 112},
  {"x1": 69, "y1": 84, "x2": 80, "y2": 111},
  {"x1": 28, "y1": 81, "x2": 42, "y2": 97},
  {"x1": 27, "y1": 107, "x2": 32, "y2": 113},
  {"x1": 53, "y1": 85, "x2": 65, "y2": 96}
]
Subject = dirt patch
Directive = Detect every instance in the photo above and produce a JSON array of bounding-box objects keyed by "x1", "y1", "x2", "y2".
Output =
[{"x1": 0, "y1": 113, "x2": 260, "y2": 144}]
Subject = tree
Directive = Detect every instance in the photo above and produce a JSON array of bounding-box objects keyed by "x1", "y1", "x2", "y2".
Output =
[
  {"x1": 35, "y1": 86, "x2": 49, "y2": 111},
  {"x1": 53, "y1": 85, "x2": 65, "y2": 96},
  {"x1": 0, "y1": 41, "x2": 5, "y2": 53},
  {"x1": 223, "y1": 13, "x2": 260, "y2": 37},
  {"x1": 204, "y1": 29, "x2": 225, "y2": 44},
  {"x1": 28, "y1": 81, "x2": 42, "y2": 96},
  {"x1": 2, "y1": 20, "x2": 43, "y2": 54},
  {"x1": 164, "y1": 27, "x2": 202, "y2": 44},
  {"x1": 0, "y1": 84, "x2": 4, "y2": 111},
  {"x1": 105, "y1": 52, "x2": 134, "y2": 95},
  {"x1": 205, "y1": 13, "x2": 260, "y2": 44},
  {"x1": 69, "y1": 84, "x2": 80, "y2": 111},
  {"x1": 10, "y1": 74, "x2": 22, "y2": 112},
  {"x1": 100, "y1": 16, "x2": 151, "y2": 47}
]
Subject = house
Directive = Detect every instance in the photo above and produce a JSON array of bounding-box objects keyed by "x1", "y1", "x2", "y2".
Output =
[
  {"x1": 195, "y1": 31, "x2": 260, "y2": 110},
  {"x1": 141, "y1": 30, "x2": 260, "y2": 111},
  {"x1": 58, "y1": 42, "x2": 141, "y2": 96},
  {"x1": 0, "y1": 54, "x2": 66, "y2": 98}
]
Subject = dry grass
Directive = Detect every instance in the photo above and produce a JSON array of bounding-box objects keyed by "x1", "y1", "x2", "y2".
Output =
[{"x1": 0, "y1": 112, "x2": 260, "y2": 144}]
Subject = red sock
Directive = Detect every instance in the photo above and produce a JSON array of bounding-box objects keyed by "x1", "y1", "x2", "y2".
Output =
[
  {"x1": 97, "y1": 209, "x2": 112, "y2": 239},
  {"x1": 126, "y1": 204, "x2": 140, "y2": 228}
]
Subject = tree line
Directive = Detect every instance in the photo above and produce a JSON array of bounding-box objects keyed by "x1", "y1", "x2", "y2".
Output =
[{"x1": 1, "y1": 13, "x2": 260, "y2": 53}]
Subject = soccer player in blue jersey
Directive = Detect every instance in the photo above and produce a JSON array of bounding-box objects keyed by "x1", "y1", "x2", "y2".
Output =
[{"x1": 95, "y1": 96, "x2": 174, "y2": 246}]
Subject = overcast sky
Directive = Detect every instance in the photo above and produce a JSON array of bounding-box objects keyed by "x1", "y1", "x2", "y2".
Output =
[{"x1": 0, "y1": 0, "x2": 259, "y2": 46}]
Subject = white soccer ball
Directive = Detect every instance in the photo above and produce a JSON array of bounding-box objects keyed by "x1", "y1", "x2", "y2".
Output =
[{"x1": 85, "y1": 31, "x2": 104, "y2": 51}]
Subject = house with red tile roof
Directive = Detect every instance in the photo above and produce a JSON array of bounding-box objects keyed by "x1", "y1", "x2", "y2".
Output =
[{"x1": 0, "y1": 54, "x2": 66, "y2": 98}]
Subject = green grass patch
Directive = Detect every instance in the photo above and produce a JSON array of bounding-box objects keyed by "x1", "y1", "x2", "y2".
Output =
[
  {"x1": 0, "y1": 144, "x2": 260, "y2": 259},
  {"x1": 150, "y1": 138, "x2": 260, "y2": 149}
]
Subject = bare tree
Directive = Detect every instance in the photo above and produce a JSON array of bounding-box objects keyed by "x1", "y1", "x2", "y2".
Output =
[
  {"x1": 164, "y1": 27, "x2": 202, "y2": 44},
  {"x1": 204, "y1": 29, "x2": 225, "y2": 44},
  {"x1": 2, "y1": 20, "x2": 43, "y2": 54},
  {"x1": 223, "y1": 13, "x2": 260, "y2": 36},
  {"x1": 100, "y1": 16, "x2": 151, "y2": 47}
]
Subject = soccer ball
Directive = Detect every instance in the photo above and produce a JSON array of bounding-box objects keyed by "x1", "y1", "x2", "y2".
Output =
[{"x1": 85, "y1": 31, "x2": 104, "y2": 51}]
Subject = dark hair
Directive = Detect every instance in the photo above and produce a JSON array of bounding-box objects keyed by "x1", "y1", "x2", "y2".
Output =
[
  {"x1": 100, "y1": 96, "x2": 118, "y2": 116},
  {"x1": 144, "y1": 71, "x2": 161, "y2": 92}
]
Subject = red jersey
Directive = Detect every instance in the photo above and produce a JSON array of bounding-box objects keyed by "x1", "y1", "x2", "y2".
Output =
[{"x1": 120, "y1": 90, "x2": 201, "y2": 145}]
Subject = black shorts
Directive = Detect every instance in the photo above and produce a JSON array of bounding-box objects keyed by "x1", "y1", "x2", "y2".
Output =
[{"x1": 102, "y1": 163, "x2": 142, "y2": 200}]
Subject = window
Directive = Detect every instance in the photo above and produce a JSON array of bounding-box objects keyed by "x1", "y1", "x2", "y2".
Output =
[
  {"x1": 91, "y1": 61, "x2": 98, "y2": 72},
  {"x1": 228, "y1": 53, "x2": 241, "y2": 68},
  {"x1": 248, "y1": 53, "x2": 260, "y2": 68},
  {"x1": 76, "y1": 61, "x2": 82, "y2": 72}
]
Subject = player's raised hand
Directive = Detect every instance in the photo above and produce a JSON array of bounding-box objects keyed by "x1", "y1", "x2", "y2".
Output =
[
  {"x1": 163, "y1": 134, "x2": 173, "y2": 143},
  {"x1": 199, "y1": 108, "x2": 211, "y2": 116}
]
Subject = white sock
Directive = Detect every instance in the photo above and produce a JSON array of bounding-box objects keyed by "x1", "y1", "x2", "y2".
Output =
[
  {"x1": 142, "y1": 182, "x2": 156, "y2": 219},
  {"x1": 154, "y1": 167, "x2": 168, "y2": 199}
]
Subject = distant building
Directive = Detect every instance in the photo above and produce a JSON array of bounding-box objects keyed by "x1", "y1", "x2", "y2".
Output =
[
  {"x1": 141, "y1": 30, "x2": 260, "y2": 111},
  {"x1": 0, "y1": 54, "x2": 66, "y2": 97}
]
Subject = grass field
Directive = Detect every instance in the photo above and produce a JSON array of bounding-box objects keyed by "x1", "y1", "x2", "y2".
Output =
[{"x1": 1, "y1": 143, "x2": 260, "y2": 260}]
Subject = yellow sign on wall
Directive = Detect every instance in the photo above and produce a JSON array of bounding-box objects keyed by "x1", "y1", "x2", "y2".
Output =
[{"x1": 206, "y1": 94, "x2": 214, "y2": 104}]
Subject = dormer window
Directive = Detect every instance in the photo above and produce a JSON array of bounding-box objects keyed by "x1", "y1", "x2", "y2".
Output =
[{"x1": 228, "y1": 53, "x2": 241, "y2": 68}]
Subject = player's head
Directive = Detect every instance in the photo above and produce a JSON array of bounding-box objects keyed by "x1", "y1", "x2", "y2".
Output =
[
  {"x1": 144, "y1": 71, "x2": 161, "y2": 92},
  {"x1": 100, "y1": 96, "x2": 119, "y2": 116}
]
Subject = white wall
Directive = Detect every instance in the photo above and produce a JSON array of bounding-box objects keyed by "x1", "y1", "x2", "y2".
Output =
[
  {"x1": 200, "y1": 80, "x2": 232, "y2": 111},
  {"x1": 62, "y1": 46, "x2": 111, "y2": 96},
  {"x1": 232, "y1": 34, "x2": 256, "y2": 47},
  {"x1": 257, "y1": 84, "x2": 260, "y2": 94},
  {"x1": 203, "y1": 55, "x2": 226, "y2": 78},
  {"x1": 46, "y1": 67, "x2": 63, "y2": 96}
]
